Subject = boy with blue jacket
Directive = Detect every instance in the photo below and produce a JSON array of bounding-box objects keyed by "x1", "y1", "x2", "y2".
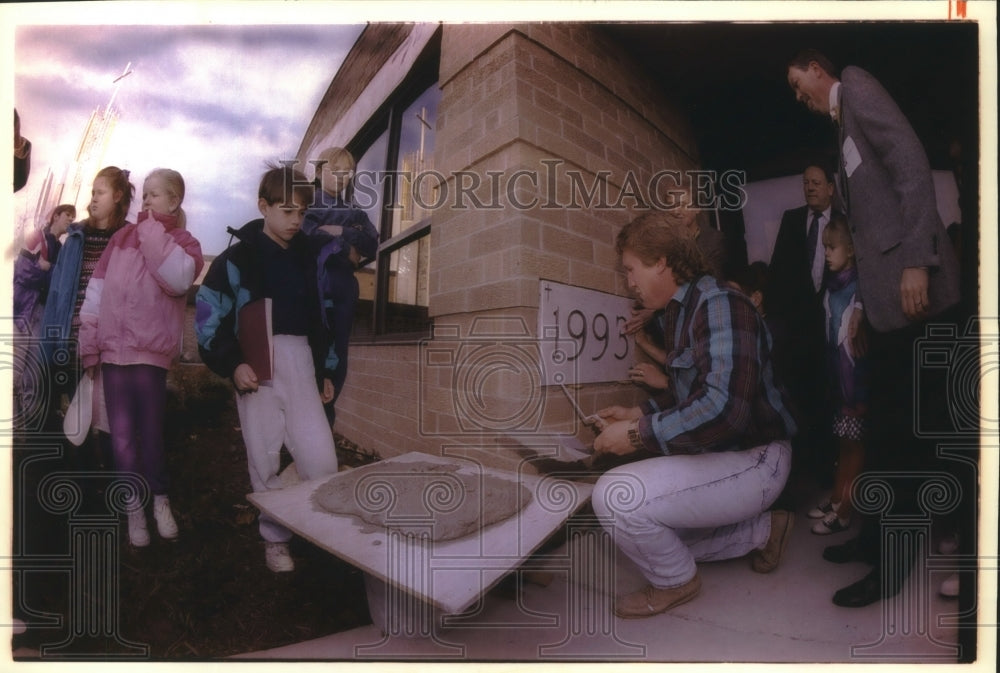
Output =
[{"x1": 196, "y1": 164, "x2": 338, "y2": 573}]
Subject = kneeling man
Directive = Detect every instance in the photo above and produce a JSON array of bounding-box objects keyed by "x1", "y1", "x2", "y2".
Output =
[{"x1": 593, "y1": 212, "x2": 798, "y2": 619}]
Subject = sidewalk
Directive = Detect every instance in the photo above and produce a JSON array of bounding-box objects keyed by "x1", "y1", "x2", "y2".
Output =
[{"x1": 236, "y1": 505, "x2": 965, "y2": 663}]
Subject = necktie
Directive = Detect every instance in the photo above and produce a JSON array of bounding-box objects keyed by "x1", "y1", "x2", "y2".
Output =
[{"x1": 807, "y1": 211, "x2": 821, "y2": 291}]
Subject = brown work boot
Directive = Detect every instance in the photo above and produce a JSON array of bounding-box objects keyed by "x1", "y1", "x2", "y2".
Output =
[
  {"x1": 750, "y1": 510, "x2": 794, "y2": 573},
  {"x1": 613, "y1": 573, "x2": 701, "y2": 619}
]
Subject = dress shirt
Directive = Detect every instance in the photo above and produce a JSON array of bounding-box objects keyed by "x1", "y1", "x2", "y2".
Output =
[
  {"x1": 808, "y1": 206, "x2": 832, "y2": 292},
  {"x1": 829, "y1": 81, "x2": 841, "y2": 123}
]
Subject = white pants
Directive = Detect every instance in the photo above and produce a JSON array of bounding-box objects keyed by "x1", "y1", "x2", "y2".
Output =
[
  {"x1": 236, "y1": 335, "x2": 338, "y2": 542},
  {"x1": 592, "y1": 440, "x2": 792, "y2": 588}
]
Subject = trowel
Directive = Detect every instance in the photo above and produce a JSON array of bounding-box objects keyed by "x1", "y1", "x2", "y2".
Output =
[
  {"x1": 557, "y1": 435, "x2": 594, "y2": 459},
  {"x1": 558, "y1": 382, "x2": 606, "y2": 433}
]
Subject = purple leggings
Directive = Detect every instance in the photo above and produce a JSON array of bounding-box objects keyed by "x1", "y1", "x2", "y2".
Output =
[{"x1": 102, "y1": 363, "x2": 169, "y2": 496}]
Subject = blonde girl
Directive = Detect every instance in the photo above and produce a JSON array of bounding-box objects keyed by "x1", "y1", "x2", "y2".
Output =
[
  {"x1": 809, "y1": 216, "x2": 868, "y2": 535},
  {"x1": 79, "y1": 168, "x2": 203, "y2": 546}
]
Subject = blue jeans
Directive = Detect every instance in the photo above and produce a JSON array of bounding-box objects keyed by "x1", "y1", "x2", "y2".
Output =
[{"x1": 592, "y1": 440, "x2": 792, "y2": 588}]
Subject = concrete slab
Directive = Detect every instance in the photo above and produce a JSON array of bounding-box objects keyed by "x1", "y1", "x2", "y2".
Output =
[{"x1": 248, "y1": 451, "x2": 593, "y2": 615}]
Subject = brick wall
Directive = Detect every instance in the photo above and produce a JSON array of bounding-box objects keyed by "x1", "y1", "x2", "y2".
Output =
[
  {"x1": 331, "y1": 24, "x2": 696, "y2": 463},
  {"x1": 432, "y1": 24, "x2": 699, "y2": 310}
]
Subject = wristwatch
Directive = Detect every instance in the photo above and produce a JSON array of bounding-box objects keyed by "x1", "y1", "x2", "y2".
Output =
[{"x1": 627, "y1": 420, "x2": 644, "y2": 452}]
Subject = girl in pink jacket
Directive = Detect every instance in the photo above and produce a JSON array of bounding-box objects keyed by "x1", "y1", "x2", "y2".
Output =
[{"x1": 79, "y1": 169, "x2": 204, "y2": 547}]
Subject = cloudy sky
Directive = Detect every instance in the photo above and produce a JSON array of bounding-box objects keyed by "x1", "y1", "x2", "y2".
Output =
[
  {"x1": 12, "y1": 22, "x2": 362, "y2": 255},
  {"x1": 5, "y1": 1, "x2": 995, "y2": 260}
]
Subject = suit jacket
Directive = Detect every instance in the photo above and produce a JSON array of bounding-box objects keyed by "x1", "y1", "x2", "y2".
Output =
[
  {"x1": 767, "y1": 204, "x2": 832, "y2": 436},
  {"x1": 836, "y1": 66, "x2": 960, "y2": 333},
  {"x1": 769, "y1": 204, "x2": 839, "y2": 319}
]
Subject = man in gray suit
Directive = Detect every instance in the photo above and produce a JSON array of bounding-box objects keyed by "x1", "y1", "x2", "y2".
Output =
[{"x1": 787, "y1": 49, "x2": 962, "y2": 608}]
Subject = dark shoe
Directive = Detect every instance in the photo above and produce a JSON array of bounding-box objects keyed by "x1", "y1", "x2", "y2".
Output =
[
  {"x1": 832, "y1": 568, "x2": 902, "y2": 608},
  {"x1": 750, "y1": 510, "x2": 794, "y2": 573},
  {"x1": 822, "y1": 535, "x2": 866, "y2": 564},
  {"x1": 614, "y1": 573, "x2": 701, "y2": 619}
]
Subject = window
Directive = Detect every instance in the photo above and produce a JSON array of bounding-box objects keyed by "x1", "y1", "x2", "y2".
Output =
[{"x1": 348, "y1": 38, "x2": 440, "y2": 339}]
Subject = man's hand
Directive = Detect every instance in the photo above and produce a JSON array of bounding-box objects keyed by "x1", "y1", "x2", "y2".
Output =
[
  {"x1": 597, "y1": 405, "x2": 642, "y2": 424},
  {"x1": 321, "y1": 378, "x2": 335, "y2": 404},
  {"x1": 593, "y1": 420, "x2": 636, "y2": 456},
  {"x1": 847, "y1": 306, "x2": 868, "y2": 358},
  {"x1": 38, "y1": 257, "x2": 51, "y2": 272},
  {"x1": 14, "y1": 123, "x2": 28, "y2": 158},
  {"x1": 634, "y1": 329, "x2": 667, "y2": 364},
  {"x1": 233, "y1": 363, "x2": 259, "y2": 393},
  {"x1": 622, "y1": 307, "x2": 656, "y2": 335},
  {"x1": 628, "y1": 363, "x2": 669, "y2": 390},
  {"x1": 84, "y1": 366, "x2": 96, "y2": 380},
  {"x1": 901, "y1": 267, "x2": 930, "y2": 320}
]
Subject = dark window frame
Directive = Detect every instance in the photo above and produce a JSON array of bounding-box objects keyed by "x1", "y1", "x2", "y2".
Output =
[{"x1": 346, "y1": 30, "x2": 441, "y2": 342}]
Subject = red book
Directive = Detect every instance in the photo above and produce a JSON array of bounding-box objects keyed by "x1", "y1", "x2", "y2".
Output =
[{"x1": 238, "y1": 298, "x2": 273, "y2": 383}]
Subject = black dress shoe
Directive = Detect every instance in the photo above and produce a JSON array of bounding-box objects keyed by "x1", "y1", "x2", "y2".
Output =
[
  {"x1": 832, "y1": 568, "x2": 902, "y2": 608},
  {"x1": 822, "y1": 535, "x2": 865, "y2": 564}
]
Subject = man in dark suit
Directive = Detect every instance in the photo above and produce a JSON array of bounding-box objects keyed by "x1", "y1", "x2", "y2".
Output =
[
  {"x1": 787, "y1": 50, "x2": 962, "y2": 608},
  {"x1": 768, "y1": 164, "x2": 842, "y2": 486}
]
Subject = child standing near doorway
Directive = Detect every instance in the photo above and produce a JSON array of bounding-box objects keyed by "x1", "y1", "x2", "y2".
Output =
[{"x1": 302, "y1": 147, "x2": 379, "y2": 425}]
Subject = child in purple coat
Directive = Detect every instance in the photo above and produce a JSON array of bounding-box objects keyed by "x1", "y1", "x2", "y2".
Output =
[
  {"x1": 13, "y1": 204, "x2": 75, "y2": 422},
  {"x1": 302, "y1": 147, "x2": 379, "y2": 425}
]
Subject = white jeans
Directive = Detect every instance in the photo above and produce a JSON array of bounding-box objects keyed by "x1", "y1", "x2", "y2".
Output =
[
  {"x1": 591, "y1": 440, "x2": 792, "y2": 588},
  {"x1": 236, "y1": 335, "x2": 338, "y2": 543}
]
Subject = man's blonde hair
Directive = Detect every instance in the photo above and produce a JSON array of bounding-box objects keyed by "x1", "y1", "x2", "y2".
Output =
[{"x1": 615, "y1": 211, "x2": 709, "y2": 284}]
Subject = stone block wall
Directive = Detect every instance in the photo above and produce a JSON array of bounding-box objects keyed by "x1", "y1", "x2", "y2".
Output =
[{"x1": 334, "y1": 24, "x2": 698, "y2": 462}]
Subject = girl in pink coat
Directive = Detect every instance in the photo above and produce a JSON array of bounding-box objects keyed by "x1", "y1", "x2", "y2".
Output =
[{"x1": 79, "y1": 169, "x2": 204, "y2": 547}]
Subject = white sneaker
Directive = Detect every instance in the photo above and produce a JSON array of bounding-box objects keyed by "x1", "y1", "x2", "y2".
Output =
[
  {"x1": 265, "y1": 542, "x2": 294, "y2": 572},
  {"x1": 153, "y1": 495, "x2": 179, "y2": 540},
  {"x1": 811, "y1": 511, "x2": 850, "y2": 535},
  {"x1": 127, "y1": 509, "x2": 150, "y2": 547},
  {"x1": 940, "y1": 573, "x2": 960, "y2": 598},
  {"x1": 808, "y1": 500, "x2": 839, "y2": 519}
]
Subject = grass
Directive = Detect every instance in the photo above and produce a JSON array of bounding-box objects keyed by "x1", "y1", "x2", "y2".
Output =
[{"x1": 12, "y1": 362, "x2": 375, "y2": 660}]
